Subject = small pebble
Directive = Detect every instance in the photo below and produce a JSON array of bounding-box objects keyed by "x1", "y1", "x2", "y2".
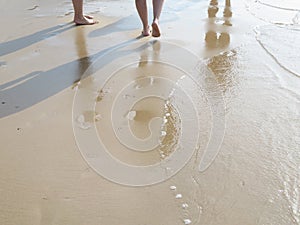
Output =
[
  {"x1": 176, "y1": 194, "x2": 182, "y2": 199},
  {"x1": 182, "y1": 203, "x2": 189, "y2": 209},
  {"x1": 127, "y1": 111, "x2": 136, "y2": 120},
  {"x1": 170, "y1": 186, "x2": 176, "y2": 190},
  {"x1": 161, "y1": 131, "x2": 167, "y2": 136},
  {"x1": 95, "y1": 114, "x2": 102, "y2": 121},
  {"x1": 183, "y1": 219, "x2": 191, "y2": 225},
  {"x1": 134, "y1": 84, "x2": 142, "y2": 89}
]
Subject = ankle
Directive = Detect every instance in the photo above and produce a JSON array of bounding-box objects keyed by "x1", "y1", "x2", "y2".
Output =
[
  {"x1": 74, "y1": 14, "x2": 85, "y2": 20},
  {"x1": 153, "y1": 18, "x2": 159, "y2": 24}
]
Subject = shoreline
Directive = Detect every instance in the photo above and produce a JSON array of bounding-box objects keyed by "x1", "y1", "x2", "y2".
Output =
[{"x1": 0, "y1": 0, "x2": 299, "y2": 224}]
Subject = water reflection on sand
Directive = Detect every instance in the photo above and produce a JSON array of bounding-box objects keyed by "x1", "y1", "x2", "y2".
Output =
[{"x1": 0, "y1": 0, "x2": 299, "y2": 224}]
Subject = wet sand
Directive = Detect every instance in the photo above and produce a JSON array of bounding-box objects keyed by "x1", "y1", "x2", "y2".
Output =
[{"x1": 0, "y1": 0, "x2": 300, "y2": 224}]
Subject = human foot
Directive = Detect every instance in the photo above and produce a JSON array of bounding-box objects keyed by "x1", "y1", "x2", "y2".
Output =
[
  {"x1": 151, "y1": 21, "x2": 161, "y2": 37},
  {"x1": 84, "y1": 15, "x2": 94, "y2": 19},
  {"x1": 142, "y1": 26, "x2": 151, "y2": 36},
  {"x1": 74, "y1": 15, "x2": 97, "y2": 25}
]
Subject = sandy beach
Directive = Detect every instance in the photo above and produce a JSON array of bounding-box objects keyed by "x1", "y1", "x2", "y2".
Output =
[{"x1": 0, "y1": 0, "x2": 300, "y2": 224}]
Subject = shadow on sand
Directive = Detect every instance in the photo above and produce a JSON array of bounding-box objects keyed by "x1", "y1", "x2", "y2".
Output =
[
  {"x1": 0, "y1": 22, "x2": 148, "y2": 118},
  {"x1": 0, "y1": 23, "x2": 75, "y2": 57}
]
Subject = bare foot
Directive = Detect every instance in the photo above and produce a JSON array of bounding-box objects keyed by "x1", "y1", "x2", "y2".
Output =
[
  {"x1": 142, "y1": 26, "x2": 151, "y2": 37},
  {"x1": 74, "y1": 15, "x2": 98, "y2": 25},
  {"x1": 84, "y1": 15, "x2": 94, "y2": 19},
  {"x1": 151, "y1": 21, "x2": 161, "y2": 37}
]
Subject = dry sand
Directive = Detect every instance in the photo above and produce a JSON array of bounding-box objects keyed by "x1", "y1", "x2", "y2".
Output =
[{"x1": 0, "y1": 0, "x2": 300, "y2": 224}]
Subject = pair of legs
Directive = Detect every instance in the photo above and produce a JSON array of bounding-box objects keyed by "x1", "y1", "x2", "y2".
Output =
[
  {"x1": 72, "y1": 0, "x2": 97, "y2": 25},
  {"x1": 135, "y1": 0, "x2": 164, "y2": 37}
]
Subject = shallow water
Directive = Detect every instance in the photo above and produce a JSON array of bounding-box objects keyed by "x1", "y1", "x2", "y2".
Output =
[
  {"x1": 255, "y1": 25, "x2": 300, "y2": 78},
  {"x1": 0, "y1": 0, "x2": 300, "y2": 224},
  {"x1": 245, "y1": 0, "x2": 300, "y2": 25}
]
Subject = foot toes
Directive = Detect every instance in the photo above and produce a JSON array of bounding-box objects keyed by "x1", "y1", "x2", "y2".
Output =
[
  {"x1": 84, "y1": 15, "x2": 94, "y2": 19},
  {"x1": 74, "y1": 17, "x2": 98, "y2": 25}
]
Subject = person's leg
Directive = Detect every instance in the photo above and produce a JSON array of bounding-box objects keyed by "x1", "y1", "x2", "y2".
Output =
[
  {"x1": 224, "y1": 0, "x2": 232, "y2": 17},
  {"x1": 72, "y1": 0, "x2": 96, "y2": 25},
  {"x1": 135, "y1": 0, "x2": 151, "y2": 36},
  {"x1": 152, "y1": 0, "x2": 164, "y2": 37},
  {"x1": 223, "y1": 0, "x2": 232, "y2": 26}
]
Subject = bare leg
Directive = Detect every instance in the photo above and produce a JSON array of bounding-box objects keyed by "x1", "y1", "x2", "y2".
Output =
[
  {"x1": 135, "y1": 0, "x2": 150, "y2": 36},
  {"x1": 152, "y1": 0, "x2": 164, "y2": 37},
  {"x1": 224, "y1": 0, "x2": 232, "y2": 17},
  {"x1": 223, "y1": 0, "x2": 232, "y2": 26},
  {"x1": 72, "y1": 0, "x2": 96, "y2": 25}
]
